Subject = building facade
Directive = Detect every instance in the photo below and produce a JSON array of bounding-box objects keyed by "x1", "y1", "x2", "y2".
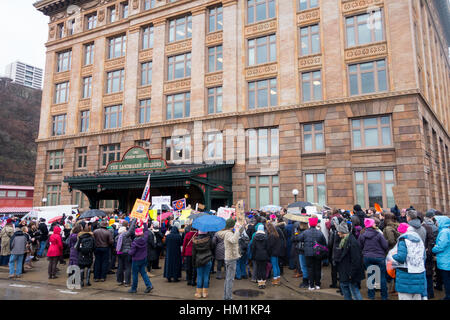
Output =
[
  {"x1": 4, "y1": 61, "x2": 43, "y2": 89},
  {"x1": 33, "y1": 0, "x2": 450, "y2": 213}
]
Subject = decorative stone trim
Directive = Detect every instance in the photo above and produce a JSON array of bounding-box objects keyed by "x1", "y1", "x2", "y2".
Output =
[
  {"x1": 342, "y1": 0, "x2": 384, "y2": 15},
  {"x1": 344, "y1": 42, "x2": 387, "y2": 62},
  {"x1": 81, "y1": 65, "x2": 94, "y2": 76},
  {"x1": 245, "y1": 62, "x2": 278, "y2": 80},
  {"x1": 54, "y1": 71, "x2": 71, "y2": 82},
  {"x1": 105, "y1": 56, "x2": 126, "y2": 71},
  {"x1": 102, "y1": 92, "x2": 124, "y2": 105},
  {"x1": 244, "y1": 19, "x2": 277, "y2": 38},
  {"x1": 206, "y1": 31, "x2": 223, "y2": 46},
  {"x1": 205, "y1": 72, "x2": 223, "y2": 87},
  {"x1": 139, "y1": 49, "x2": 153, "y2": 61},
  {"x1": 298, "y1": 54, "x2": 322, "y2": 71},
  {"x1": 50, "y1": 104, "x2": 68, "y2": 114},
  {"x1": 78, "y1": 99, "x2": 91, "y2": 109},
  {"x1": 297, "y1": 8, "x2": 320, "y2": 26},
  {"x1": 137, "y1": 85, "x2": 152, "y2": 99},
  {"x1": 163, "y1": 78, "x2": 191, "y2": 94},
  {"x1": 166, "y1": 38, "x2": 192, "y2": 55},
  {"x1": 222, "y1": 0, "x2": 238, "y2": 7}
]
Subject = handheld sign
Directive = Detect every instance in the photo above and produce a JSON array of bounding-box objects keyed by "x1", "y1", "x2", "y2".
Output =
[
  {"x1": 236, "y1": 200, "x2": 245, "y2": 225},
  {"x1": 374, "y1": 203, "x2": 382, "y2": 213},
  {"x1": 130, "y1": 199, "x2": 151, "y2": 222},
  {"x1": 172, "y1": 198, "x2": 186, "y2": 211}
]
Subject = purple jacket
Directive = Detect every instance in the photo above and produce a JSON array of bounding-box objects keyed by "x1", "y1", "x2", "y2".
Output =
[
  {"x1": 69, "y1": 233, "x2": 79, "y2": 265},
  {"x1": 358, "y1": 228, "x2": 388, "y2": 259},
  {"x1": 129, "y1": 223, "x2": 148, "y2": 262}
]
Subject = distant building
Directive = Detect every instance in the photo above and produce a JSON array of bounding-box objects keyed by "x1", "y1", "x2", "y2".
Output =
[
  {"x1": 4, "y1": 61, "x2": 43, "y2": 90},
  {"x1": 0, "y1": 185, "x2": 34, "y2": 216}
]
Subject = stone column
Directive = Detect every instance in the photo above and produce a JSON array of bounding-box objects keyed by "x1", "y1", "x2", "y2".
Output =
[
  {"x1": 222, "y1": 0, "x2": 238, "y2": 113},
  {"x1": 67, "y1": 43, "x2": 82, "y2": 135},
  {"x1": 38, "y1": 50, "x2": 56, "y2": 139},
  {"x1": 91, "y1": 37, "x2": 106, "y2": 132},
  {"x1": 123, "y1": 28, "x2": 140, "y2": 126},
  {"x1": 150, "y1": 18, "x2": 166, "y2": 123},
  {"x1": 190, "y1": 8, "x2": 206, "y2": 118}
]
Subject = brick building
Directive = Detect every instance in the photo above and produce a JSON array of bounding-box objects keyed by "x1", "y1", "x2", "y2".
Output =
[{"x1": 33, "y1": 0, "x2": 449, "y2": 213}]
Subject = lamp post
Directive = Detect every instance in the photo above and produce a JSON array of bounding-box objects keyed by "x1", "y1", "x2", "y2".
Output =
[
  {"x1": 292, "y1": 189, "x2": 299, "y2": 202},
  {"x1": 42, "y1": 198, "x2": 47, "y2": 207}
]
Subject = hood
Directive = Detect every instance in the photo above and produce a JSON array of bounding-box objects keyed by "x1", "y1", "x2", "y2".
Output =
[
  {"x1": 133, "y1": 236, "x2": 147, "y2": 249},
  {"x1": 399, "y1": 231, "x2": 422, "y2": 243},
  {"x1": 53, "y1": 226, "x2": 61, "y2": 235},
  {"x1": 14, "y1": 230, "x2": 24, "y2": 236},
  {"x1": 253, "y1": 232, "x2": 267, "y2": 241},
  {"x1": 408, "y1": 219, "x2": 422, "y2": 229},
  {"x1": 435, "y1": 216, "x2": 450, "y2": 231},
  {"x1": 78, "y1": 231, "x2": 93, "y2": 238},
  {"x1": 363, "y1": 227, "x2": 379, "y2": 239},
  {"x1": 385, "y1": 220, "x2": 399, "y2": 228},
  {"x1": 170, "y1": 226, "x2": 179, "y2": 234},
  {"x1": 353, "y1": 204, "x2": 362, "y2": 212},
  {"x1": 193, "y1": 235, "x2": 210, "y2": 245}
]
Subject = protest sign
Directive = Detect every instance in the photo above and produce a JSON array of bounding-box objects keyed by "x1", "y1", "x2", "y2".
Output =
[
  {"x1": 130, "y1": 199, "x2": 151, "y2": 221},
  {"x1": 217, "y1": 207, "x2": 235, "y2": 220},
  {"x1": 236, "y1": 200, "x2": 245, "y2": 224},
  {"x1": 152, "y1": 196, "x2": 171, "y2": 209}
]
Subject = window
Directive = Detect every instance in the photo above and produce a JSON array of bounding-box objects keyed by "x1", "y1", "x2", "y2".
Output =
[
  {"x1": 73, "y1": 191, "x2": 86, "y2": 209},
  {"x1": 355, "y1": 170, "x2": 395, "y2": 209},
  {"x1": 7, "y1": 191, "x2": 17, "y2": 198},
  {"x1": 166, "y1": 92, "x2": 190, "y2": 120},
  {"x1": 247, "y1": 0, "x2": 275, "y2": 24},
  {"x1": 85, "y1": 12, "x2": 97, "y2": 30},
  {"x1": 121, "y1": 2, "x2": 129, "y2": 19},
  {"x1": 247, "y1": 128, "x2": 279, "y2": 158},
  {"x1": 137, "y1": 140, "x2": 150, "y2": 153},
  {"x1": 143, "y1": 0, "x2": 156, "y2": 10},
  {"x1": 248, "y1": 34, "x2": 276, "y2": 66},
  {"x1": 108, "y1": 34, "x2": 127, "y2": 59},
  {"x1": 249, "y1": 175, "x2": 279, "y2": 209},
  {"x1": 100, "y1": 144, "x2": 120, "y2": 167},
  {"x1": 84, "y1": 43, "x2": 95, "y2": 65},
  {"x1": 106, "y1": 69, "x2": 125, "y2": 93},
  {"x1": 0, "y1": 191, "x2": 6, "y2": 197},
  {"x1": 104, "y1": 105, "x2": 123, "y2": 129},
  {"x1": 205, "y1": 132, "x2": 223, "y2": 160},
  {"x1": 168, "y1": 15, "x2": 192, "y2": 43},
  {"x1": 208, "y1": 5, "x2": 223, "y2": 33},
  {"x1": 349, "y1": 59, "x2": 387, "y2": 95},
  {"x1": 80, "y1": 110, "x2": 90, "y2": 133},
  {"x1": 108, "y1": 5, "x2": 117, "y2": 23},
  {"x1": 57, "y1": 23, "x2": 65, "y2": 39},
  {"x1": 52, "y1": 114, "x2": 66, "y2": 136},
  {"x1": 17, "y1": 191, "x2": 27, "y2": 198},
  {"x1": 56, "y1": 50, "x2": 71, "y2": 72},
  {"x1": 55, "y1": 82, "x2": 69, "y2": 104},
  {"x1": 298, "y1": 0, "x2": 318, "y2": 11},
  {"x1": 47, "y1": 185, "x2": 61, "y2": 206},
  {"x1": 305, "y1": 173, "x2": 326, "y2": 205},
  {"x1": 248, "y1": 78, "x2": 277, "y2": 109},
  {"x1": 165, "y1": 135, "x2": 191, "y2": 161},
  {"x1": 82, "y1": 76, "x2": 92, "y2": 98},
  {"x1": 139, "y1": 99, "x2": 151, "y2": 123},
  {"x1": 207, "y1": 86, "x2": 222, "y2": 114},
  {"x1": 142, "y1": 25, "x2": 154, "y2": 49},
  {"x1": 68, "y1": 19, "x2": 75, "y2": 36},
  {"x1": 300, "y1": 24, "x2": 320, "y2": 56},
  {"x1": 208, "y1": 45, "x2": 223, "y2": 73},
  {"x1": 100, "y1": 200, "x2": 119, "y2": 209},
  {"x1": 303, "y1": 122, "x2": 324, "y2": 152},
  {"x1": 346, "y1": 11, "x2": 383, "y2": 47},
  {"x1": 76, "y1": 147, "x2": 87, "y2": 169},
  {"x1": 141, "y1": 61, "x2": 152, "y2": 86},
  {"x1": 352, "y1": 116, "x2": 392, "y2": 149},
  {"x1": 48, "y1": 150, "x2": 64, "y2": 170},
  {"x1": 301, "y1": 70, "x2": 322, "y2": 102},
  {"x1": 167, "y1": 53, "x2": 191, "y2": 80}
]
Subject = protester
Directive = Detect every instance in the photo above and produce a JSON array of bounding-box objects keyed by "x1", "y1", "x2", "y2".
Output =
[
  {"x1": 383, "y1": 213, "x2": 400, "y2": 251},
  {"x1": 419, "y1": 211, "x2": 437, "y2": 299},
  {"x1": 358, "y1": 218, "x2": 389, "y2": 300},
  {"x1": 334, "y1": 221, "x2": 365, "y2": 300},
  {"x1": 93, "y1": 220, "x2": 113, "y2": 282},
  {"x1": 432, "y1": 216, "x2": 450, "y2": 300},
  {"x1": 29, "y1": 223, "x2": 41, "y2": 262},
  {"x1": 182, "y1": 226, "x2": 198, "y2": 286},
  {"x1": 398, "y1": 209, "x2": 408, "y2": 223},
  {"x1": 251, "y1": 224, "x2": 269, "y2": 289},
  {"x1": 406, "y1": 210, "x2": 426, "y2": 244},
  {"x1": 150, "y1": 221, "x2": 164, "y2": 270},
  {"x1": 47, "y1": 225, "x2": 63, "y2": 279},
  {"x1": 8, "y1": 225, "x2": 27, "y2": 279},
  {"x1": 68, "y1": 223, "x2": 82, "y2": 266},
  {"x1": 146, "y1": 221, "x2": 160, "y2": 276},
  {"x1": 0, "y1": 219, "x2": 14, "y2": 266},
  {"x1": 328, "y1": 214, "x2": 343, "y2": 289},
  {"x1": 192, "y1": 230, "x2": 214, "y2": 298},
  {"x1": 235, "y1": 228, "x2": 250, "y2": 280},
  {"x1": 163, "y1": 225, "x2": 183, "y2": 282},
  {"x1": 212, "y1": 229, "x2": 226, "y2": 280},
  {"x1": 75, "y1": 222, "x2": 95, "y2": 287},
  {"x1": 128, "y1": 221, "x2": 153, "y2": 294},
  {"x1": 116, "y1": 221, "x2": 135, "y2": 286},
  {"x1": 266, "y1": 221, "x2": 282, "y2": 285},
  {"x1": 353, "y1": 204, "x2": 366, "y2": 227}
]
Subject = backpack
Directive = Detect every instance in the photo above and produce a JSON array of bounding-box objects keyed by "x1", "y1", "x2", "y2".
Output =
[
  {"x1": 79, "y1": 235, "x2": 95, "y2": 254},
  {"x1": 239, "y1": 236, "x2": 250, "y2": 256},
  {"x1": 312, "y1": 241, "x2": 329, "y2": 260}
]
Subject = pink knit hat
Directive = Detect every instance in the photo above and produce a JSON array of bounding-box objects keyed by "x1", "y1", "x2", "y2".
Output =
[
  {"x1": 364, "y1": 218, "x2": 375, "y2": 229},
  {"x1": 308, "y1": 217, "x2": 318, "y2": 227},
  {"x1": 135, "y1": 228, "x2": 143, "y2": 236},
  {"x1": 270, "y1": 214, "x2": 276, "y2": 220},
  {"x1": 397, "y1": 223, "x2": 409, "y2": 234}
]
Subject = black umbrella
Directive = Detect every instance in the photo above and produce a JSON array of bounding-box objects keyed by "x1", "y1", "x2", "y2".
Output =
[
  {"x1": 79, "y1": 209, "x2": 107, "y2": 219},
  {"x1": 187, "y1": 212, "x2": 210, "y2": 220},
  {"x1": 287, "y1": 201, "x2": 313, "y2": 209}
]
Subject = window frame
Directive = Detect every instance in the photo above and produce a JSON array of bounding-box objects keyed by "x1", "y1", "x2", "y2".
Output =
[
  {"x1": 107, "y1": 34, "x2": 127, "y2": 60},
  {"x1": 247, "y1": 34, "x2": 277, "y2": 66},
  {"x1": 166, "y1": 92, "x2": 190, "y2": 120},
  {"x1": 304, "y1": 172, "x2": 327, "y2": 205},
  {"x1": 103, "y1": 105, "x2": 123, "y2": 129},
  {"x1": 108, "y1": 5, "x2": 117, "y2": 23},
  {"x1": 85, "y1": 12, "x2": 97, "y2": 31},
  {"x1": 299, "y1": 24, "x2": 320, "y2": 56},
  {"x1": 208, "y1": 5, "x2": 223, "y2": 33},
  {"x1": 164, "y1": 135, "x2": 191, "y2": 162},
  {"x1": 80, "y1": 110, "x2": 90, "y2": 133},
  {"x1": 141, "y1": 25, "x2": 154, "y2": 50},
  {"x1": 56, "y1": 50, "x2": 72, "y2": 73},
  {"x1": 139, "y1": 99, "x2": 151, "y2": 124},
  {"x1": 248, "y1": 78, "x2": 278, "y2": 109},
  {"x1": 142, "y1": 0, "x2": 156, "y2": 10},
  {"x1": 54, "y1": 81, "x2": 70, "y2": 104},
  {"x1": 76, "y1": 147, "x2": 88, "y2": 169},
  {"x1": 208, "y1": 45, "x2": 223, "y2": 73},
  {"x1": 298, "y1": 0, "x2": 319, "y2": 11},
  {"x1": 207, "y1": 86, "x2": 223, "y2": 114},
  {"x1": 248, "y1": 175, "x2": 280, "y2": 209},
  {"x1": 354, "y1": 170, "x2": 395, "y2": 209},
  {"x1": 84, "y1": 42, "x2": 95, "y2": 66},
  {"x1": 301, "y1": 70, "x2": 322, "y2": 102},
  {"x1": 100, "y1": 144, "x2": 121, "y2": 167},
  {"x1": 47, "y1": 185, "x2": 61, "y2": 206},
  {"x1": 246, "y1": 127, "x2": 279, "y2": 160},
  {"x1": 167, "y1": 52, "x2": 191, "y2": 81},
  {"x1": 82, "y1": 76, "x2": 92, "y2": 99},
  {"x1": 345, "y1": 10, "x2": 385, "y2": 48},
  {"x1": 52, "y1": 114, "x2": 66, "y2": 136},
  {"x1": 140, "y1": 61, "x2": 152, "y2": 86},
  {"x1": 168, "y1": 14, "x2": 192, "y2": 43},
  {"x1": 247, "y1": 0, "x2": 276, "y2": 25},
  {"x1": 348, "y1": 59, "x2": 388, "y2": 96},
  {"x1": 302, "y1": 122, "x2": 325, "y2": 153},
  {"x1": 106, "y1": 69, "x2": 125, "y2": 94},
  {"x1": 351, "y1": 115, "x2": 393, "y2": 150},
  {"x1": 48, "y1": 150, "x2": 64, "y2": 170},
  {"x1": 204, "y1": 131, "x2": 223, "y2": 161}
]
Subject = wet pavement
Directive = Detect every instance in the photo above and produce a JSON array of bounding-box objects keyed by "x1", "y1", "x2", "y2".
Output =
[{"x1": 0, "y1": 258, "x2": 444, "y2": 300}]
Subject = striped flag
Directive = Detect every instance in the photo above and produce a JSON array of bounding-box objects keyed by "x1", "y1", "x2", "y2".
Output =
[{"x1": 141, "y1": 174, "x2": 151, "y2": 202}]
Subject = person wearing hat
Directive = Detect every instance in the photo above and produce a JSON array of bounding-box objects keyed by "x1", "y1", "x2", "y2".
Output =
[
  {"x1": 163, "y1": 225, "x2": 183, "y2": 283},
  {"x1": 0, "y1": 219, "x2": 14, "y2": 266},
  {"x1": 116, "y1": 219, "x2": 136, "y2": 286},
  {"x1": 250, "y1": 224, "x2": 269, "y2": 289},
  {"x1": 406, "y1": 210, "x2": 426, "y2": 244},
  {"x1": 128, "y1": 220, "x2": 153, "y2": 294},
  {"x1": 93, "y1": 219, "x2": 114, "y2": 282},
  {"x1": 334, "y1": 221, "x2": 364, "y2": 300},
  {"x1": 75, "y1": 222, "x2": 95, "y2": 287},
  {"x1": 150, "y1": 221, "x2": 164, "y2": 270}
]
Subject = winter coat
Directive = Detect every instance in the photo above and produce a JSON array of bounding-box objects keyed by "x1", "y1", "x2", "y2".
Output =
[
  {"x1": 297, "y1": 227, "x2": 327, "y2": 257},
  {"x1": 1, "y1": 225, "x2": 14, "y2": 256},
  {"x1": 47, "y1": 226, "x2": 63, "y2": 257},
  {"x1": 267, "y1": 232, "x2": 283, "y2": 257},
  {"x1": 423, "y1": 218, "x2": 439, "y2": 239},
  {"x1": 75, "y1": 231, "x2": 95, "y2": 266},
  {"x1": 353, "y1": 205, "x2": 366, "y2": 227},
  {"x1": 192, "y1": 234, "x2": 213, "y2": 268},
  {"x1": 334, "y1": 234, "x2": 365, "y2": 283},
  {"x1": 275, "y1": 223, "x2": 288, "y2": 258},
  {"x1": 250, "y1": 231, "x2": 269, "y2": 262},
  {"x1": 432, "y1": 216, "x2": 450, "y2": 271},
  {"x1": 10, "y1": 230, "x2": 28, "y2": 255},
  {"x1": 129, "y1": 223, "x2": 149, "y2": 262},
  {"x1": 38, "y1": 222, "x2": 49, "y2": 242},
  {"x1": 397, "y1": 215, "x2": 407, "y2": 223},
  {"x1": 153, "y1": 228, "x2": 164, "y2": 249},
  {"x1": 422, "y1": 222, "x2": 435, "y2": 276},
  {"x1": 93, "y1": 227, "x2": 113, "y2": 248},
  {"x1": 408, "y1": 218, "x2": 427, "y2": 244},
  {"x1": 217, "y1": 227, "x2": 243, "y2": 261},
  {"x1": 382, "y1": 220, "x2": 400, "y2": 251},
  {"x1": 393, "y1": 232, "x2": 426, "y2": 294},
  {"x1": 182, "y1": 231, "x2": 197, "y2": 257},
  {"x1": 146, "y1": 230, "x2": 159, "y2": 261},
  {"x1": 163, "y1": 226, "x2": 182, "y2": 279},
  {"x1": 328, "y1": 228, "x2": 341, "y2": 264},
  {"x1": 212, "y1": 231, "x2": 226, "y2": 260},
  {"x1": 117, "y1": 219, "x2": 136, "y2": 254},
  {"x1": 358, "y1": 227, "x2": 388, "y2": 259},
  {"x1": 68, "y1": 232, "x2": 79, "y2": 265}
]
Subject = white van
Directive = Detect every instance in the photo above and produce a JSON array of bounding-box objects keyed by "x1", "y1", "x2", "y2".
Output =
[{"x1": 22, "y1": 205, "x2": 79, "y2": 226}]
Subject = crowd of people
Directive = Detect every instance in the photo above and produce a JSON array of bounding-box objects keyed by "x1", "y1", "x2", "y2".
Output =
[{"x1": 0, "y1": 204, "x2": 449, "y2": 301}]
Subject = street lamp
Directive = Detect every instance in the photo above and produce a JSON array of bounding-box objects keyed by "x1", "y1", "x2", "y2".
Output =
[
  {"x1": 42, "y1": 198, "x2": 47, "y2": 207},
  {"x1": 292, "y1": 189, "x2": 299, "y2": 202}
]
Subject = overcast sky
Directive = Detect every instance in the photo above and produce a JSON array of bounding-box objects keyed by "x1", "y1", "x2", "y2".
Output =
[{"x1": 0, "y1": 0, "x2": 48, "y2": 75}]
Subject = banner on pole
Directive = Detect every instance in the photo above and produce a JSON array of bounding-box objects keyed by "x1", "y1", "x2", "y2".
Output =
[{"x1": 141, "y1": 174, "x2": 151, "y2": 202}]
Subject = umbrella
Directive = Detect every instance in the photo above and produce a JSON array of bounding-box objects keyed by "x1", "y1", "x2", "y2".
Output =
[
  {"x1": 260, "y1": 205, "x2": 282, "y2": 213},
  {"x1": 158, "y1": 211, "x2": 173, "y2": 221},
  {"x1": 48, "y1": 216, "x2": 63, "y2": 224},
  {"x1": 284, "y1": 213, "x2": 309, "y2": 223},
  {"x1": 192, "y1": 215, "x2": 226, "y2": 232},
  {"x1": 287, "y1": 201, "x2": 313, "y2": 209},
  {"x1": 79, "y1": 209, "x2": 107, "y2": 219},
  {"x1": 188, "y1": 212, "x2": 209, "y2": 220}
]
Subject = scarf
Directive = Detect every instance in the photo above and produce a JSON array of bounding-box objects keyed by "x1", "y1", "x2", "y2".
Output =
[{"x1": 339, "y1": 234, "x2": 350, "y2": 249}]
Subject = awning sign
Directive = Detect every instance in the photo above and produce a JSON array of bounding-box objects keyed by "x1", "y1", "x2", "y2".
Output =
[{"x1": 104, "y1": 147, "x2": 168, "y2": 173}]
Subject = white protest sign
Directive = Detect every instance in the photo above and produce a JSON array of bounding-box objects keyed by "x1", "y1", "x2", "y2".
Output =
[
  {"x1": 151, "y1": 196, "x2": 171, "y2": 210},
  {"x1": 217, "y1": 207, "x2": 235, "y2": 220}
]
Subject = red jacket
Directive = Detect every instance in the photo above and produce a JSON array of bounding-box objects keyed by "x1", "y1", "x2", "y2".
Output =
[
  {"x1": 182, "y1": 231, "x2": 197, "y2": 257},
  {"x1": 47, "y1": 226, "x2": 63, "y2": 257}
]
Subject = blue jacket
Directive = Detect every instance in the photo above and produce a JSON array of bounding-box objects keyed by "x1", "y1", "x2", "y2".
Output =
[
  {"x1": 432, "y1": 216, "x2": 450, "y2": 271},
  {"x1": 393, "y1": 232, "x2": 426, "y2": 294}
]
